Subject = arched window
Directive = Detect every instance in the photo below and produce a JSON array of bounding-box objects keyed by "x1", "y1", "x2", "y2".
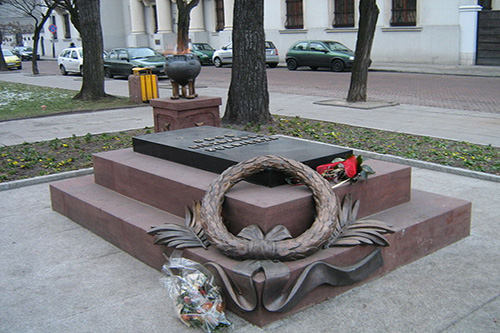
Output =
[{"x1": 285, "y1": 0, "x2": 303, "y2": 29}]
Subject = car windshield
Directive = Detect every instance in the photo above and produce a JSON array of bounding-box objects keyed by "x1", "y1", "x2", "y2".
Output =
[
  {"x1": 3, "y1": 50, "x2": 13, "y2": 56},
  {"x1": 128, "y1": 48, "x2": 159, "y2": 59},
  {"x1": 193, "y1": 43, "x2": 214, "y2": 51},
  {"x1": 324, "y1": 42, "x2": 351, "y2": 52}
]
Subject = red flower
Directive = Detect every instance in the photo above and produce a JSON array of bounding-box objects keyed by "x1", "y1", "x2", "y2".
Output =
[
  {"x1": 343, "y1": 155, "x2": 359, "y2": 178},
  {"x1": 316, "y1": 155, "x2": 359, "y2": 179}
]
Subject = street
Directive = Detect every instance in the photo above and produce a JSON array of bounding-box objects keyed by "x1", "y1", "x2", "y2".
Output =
[{"x1": 22, "y1": 59, "x2": 500, "y2": 113}]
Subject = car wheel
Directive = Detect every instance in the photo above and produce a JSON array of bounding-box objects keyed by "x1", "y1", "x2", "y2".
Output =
[
  {"x1": 104, "y1": 67, "x2": 114, "y2": 78},
  {"x1": 331, "y1": 59, "x2": 345, "y2": 72},
  {"x1": 286, "y1": 59, "x2": 298, "y2": 70},
  {"x1": 18, "y1": 65, "x2": 22, "y2": 70},
  {"x1": 268, "y1": 63, "x2": 278, "y2": 68},
  {"x1": 60, "y1": 65, "x2": 68, "y2": 76},
  {"x1": 213, "y1": 57, "x2": 223, "y2": 68},
  {"x1": 79, "y1": 66, "x2": 84, "y2": 76}
]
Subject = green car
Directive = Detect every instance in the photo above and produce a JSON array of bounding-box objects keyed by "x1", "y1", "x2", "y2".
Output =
[
  {"x1": 190, "y1": 43, "x2": 215, "y2": 65},
  {"x1": 103, "y1": 47, "x2": 166, "y2": 78},
  {"x1": 285, "y1": 40, "x2": 355, "y2": 72}
]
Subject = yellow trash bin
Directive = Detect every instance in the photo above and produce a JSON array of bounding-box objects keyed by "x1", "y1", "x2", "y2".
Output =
[{"x1": 128, "y1": 67, "x2": 159, "y2": 103}]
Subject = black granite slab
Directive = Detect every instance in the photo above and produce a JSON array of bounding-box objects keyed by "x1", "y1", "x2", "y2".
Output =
[{"x1": 132, "y1": 126, "x2": 352, "y2": 187}]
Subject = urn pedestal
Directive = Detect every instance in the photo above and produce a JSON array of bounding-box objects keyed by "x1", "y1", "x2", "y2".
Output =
[{"x1": 151, "y1": 96, "x2": 222, "y2": 132}]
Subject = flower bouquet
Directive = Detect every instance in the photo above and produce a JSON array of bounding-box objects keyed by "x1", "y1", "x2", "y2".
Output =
[
  {"x1": 316, "y1": 154, "x2": 375, "y2": 188},
  {"x1": 162, "y1": 255, "x2": 231, "y2": 332}
]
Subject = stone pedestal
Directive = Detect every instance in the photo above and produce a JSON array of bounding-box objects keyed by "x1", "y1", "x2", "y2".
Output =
[
  {"x1": 151, "y1": 96, "x2": 221, "y2": 132},
  {"x1": 49, "y1": 144, "x2": 471, "y2": 327}
]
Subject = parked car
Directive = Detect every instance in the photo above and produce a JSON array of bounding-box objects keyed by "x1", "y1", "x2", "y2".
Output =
[
  {"x1": 285, "y1": 40, "x2": 355, "y2": 72},
  {"x1": 212, "y1": 41, "x2": 279, "y2": 68},
  {"x1": 2, "y1": 49, "x2": 22, "y2": 70},
  {"x1": 104, "y1": 47, "x2": 166, "y2": 78},
  {"x1": 190, "y1": 42, "x2": 215, "y2": 65},
  {"x1": 58, "y1": 47, "x2": 84, "y2": 75},
  {"x1": 11, "y1": 46, "x2": 39, "y2": 61}
]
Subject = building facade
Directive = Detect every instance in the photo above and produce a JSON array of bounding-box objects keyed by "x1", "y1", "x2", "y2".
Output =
[
  {"x1": 4, "y1": 0, "x2": 499, "y2": 66},
  {"x1": 106, "y1": 0, "x2": 499, "y2": 65}
]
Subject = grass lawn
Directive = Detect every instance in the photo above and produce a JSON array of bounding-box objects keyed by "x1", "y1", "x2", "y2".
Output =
[
  {"x1": 1, "y1": 116, "x2": 499, "y2": 183},
  {"x1": 0, "y1": 81, "x2": 137, "y2": 121}
]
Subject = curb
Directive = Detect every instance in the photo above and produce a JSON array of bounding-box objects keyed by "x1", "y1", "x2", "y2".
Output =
[{"x1": 0, "y1": 168, "x2": 93, "y2": 191}]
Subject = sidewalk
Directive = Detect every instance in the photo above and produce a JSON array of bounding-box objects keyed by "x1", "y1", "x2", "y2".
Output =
[
  {"x1": 1, "y1": 67, "x2": 499, "y2": 332},
  {"x1": 1, "y1": 66, "x2": 500, "y2": 148}
]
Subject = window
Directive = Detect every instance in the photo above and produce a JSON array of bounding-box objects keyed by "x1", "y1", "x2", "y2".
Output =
[
  {"x1": 152, "y1": 5, "x2": 158, "y2": 33},
  {"x1": 118, "y1": 51, "x2": 128, "y2": 61},
  {"x1": 292, "y1": 41, "x2": 308, "y2": 50},
  {"x1": 333, "y1": 0, "x2": 354, "y2": 28},
  {"x1": 478, "y1": 0, "x2": 492, "y2": 10},
  {"x1": 63, "y1": 14, "x2": 71, "y2": 39},
  {"x1": 285, "y1": 0, "x2": 303, "y2": 29},
  {"x1": 310, "y1": 42, "x2": 326, "y2": 52},
  {"x1": 215, "y1": 0, "x2": 224, "y2": 32},
  {"x1": 108, "y1": 51, "x2": 118, "y2": 60},
  {"x1": 391, "y1": 0, "x2": 416, "y2": 26}
]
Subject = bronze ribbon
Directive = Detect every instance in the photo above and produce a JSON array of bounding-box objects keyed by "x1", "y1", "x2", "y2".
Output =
[{"x1": 204, "y1": 248, "x2": 383, "y2": 313}]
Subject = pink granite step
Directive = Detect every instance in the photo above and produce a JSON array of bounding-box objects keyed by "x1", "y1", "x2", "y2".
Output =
[
  {"x1": 50, "y1": 175, "x2": 179, "y2": 269},
  {"x1": 92, "y1": 148, "x2": 411, "y2": 237}
]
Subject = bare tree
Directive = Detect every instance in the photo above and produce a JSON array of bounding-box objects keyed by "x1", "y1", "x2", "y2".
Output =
[
  {"x1": 0, "y1": 30, "x2": 8, "y2": 71},
  {"x1": 222, "y1": 0, "x2": 272, "y2": 125},
  {"x1": 1, "y1": 21, "x2": 33, "y2": 71},
  {"x1": 3, "y1": 0, "x2": 60, "y2": 75},
  {"x1": 57, "y1": 0, "x2": 108, "y2": 101},
  {"x1": 175, "y1": 0, "x2": 199, "y2": 53},
  {"x1": 347, "y1": 0, "x2": 379, "y2": 102}
]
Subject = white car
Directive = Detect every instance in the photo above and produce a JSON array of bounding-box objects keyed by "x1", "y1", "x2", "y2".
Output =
[
  {"x1": 58, "y1": 47, "x2": 83, "y2": 75},
  {"x1": 212, "y1": 41, "x2": 279, "y2": 68}
]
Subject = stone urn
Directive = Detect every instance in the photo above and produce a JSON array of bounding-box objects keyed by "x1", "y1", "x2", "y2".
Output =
[{"x1": 164, "y1": 54, "x2": 201, "y2": 99}]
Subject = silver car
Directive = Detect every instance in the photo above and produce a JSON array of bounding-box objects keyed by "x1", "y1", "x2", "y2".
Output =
[
  {"x1": 58, "y1": 47, "x2": 84, "y2": 75},
  {"x1": 212, "y1": 41, "x2": 279, "y2": 68}
]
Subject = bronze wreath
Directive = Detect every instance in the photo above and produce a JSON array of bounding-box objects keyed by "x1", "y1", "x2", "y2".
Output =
[{"x1": 199, "y1": 155, "x2": 339, "y2": 261}]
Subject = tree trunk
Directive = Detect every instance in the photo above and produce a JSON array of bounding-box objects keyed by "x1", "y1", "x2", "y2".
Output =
[
  {"x1": 0, "y1": 31, "x2": 8, "y2": 71},
  {"x1": 222, "y1": 0, "x2": 272, "y2": 125},
  {"x1": 176, "y1": 0, "x2": 199, "y2": 53},
  {"x1": 30, "y1": 25, "x2": 46, "y2": 75},
  {"x1": 30, "y1": 2, "x2": 56, "y2": 76},
  {"x1": 346, "y1": 0, "x2": 379, "y2": 103},
  {"x1": 73, "y1": 0, "x2": 108, "y2": 101}
]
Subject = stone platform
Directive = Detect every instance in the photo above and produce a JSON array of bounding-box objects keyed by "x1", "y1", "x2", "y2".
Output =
[{"x1": 50, "y1": 147, "x2": 471, "y2": 327}]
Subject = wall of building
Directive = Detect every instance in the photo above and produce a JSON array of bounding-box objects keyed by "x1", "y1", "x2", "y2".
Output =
[{"x1": 31, "y1": 0, "x2": 492, "y2": 65}]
